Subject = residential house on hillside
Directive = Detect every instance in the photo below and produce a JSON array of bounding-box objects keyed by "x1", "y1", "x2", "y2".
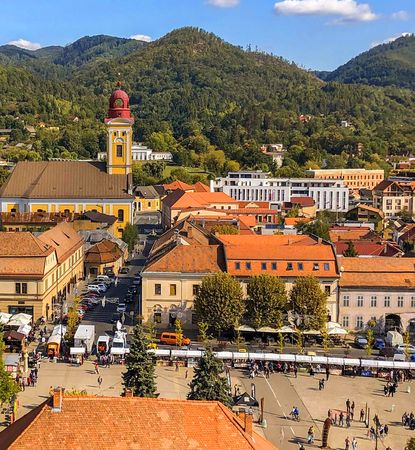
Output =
[
  {"x1": 372, "y1": 179, "x2": 415, "y2": 218},
  {"x1": 338, "y1": 257, "x2": 415, "y2": 333},
  {"x1": 306, "y1": 168, "x2": 384, "y2": 191},
  {"x1": 0, "y1": 223, "x2": 84, "y2": 320},
  {"x1": 134, "y1": 186, "x2": 160, "y2": 212},
  {"x1": 345, "y1": 203, "x2": 384, "y2": 232}
]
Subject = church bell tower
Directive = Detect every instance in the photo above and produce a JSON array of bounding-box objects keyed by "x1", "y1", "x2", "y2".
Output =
[{"x1": 104, "y1": 82, "x2": 134, "y2": 175}]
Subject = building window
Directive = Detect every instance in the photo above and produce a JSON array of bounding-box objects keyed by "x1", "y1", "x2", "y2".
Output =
[
  {"x1": 297, "y1": 263, "x2": 303, "y2": 271},
  {"x1": 357, "y1": 295, "x2": 363, "y2": 307},
  {"x1": 116, "y1": 144, "x2": 123, "y2": 158},
  {"x1": 384, "y1": 296, "x2": 390, "y2": 307},
  {"x1": 261, "y1": 262, "x2": 267, "y2": 270},
  {"x1": 370, "y1": 296, "x2": 377, "y2": 307},
  {"x1": 147, "y1": 202, "x2": 151, "y2": 208},
  {"x1": 15, "y1": 283, "x2": 27, "y2": 294},
  {"x1": 245, "y1": 262, "x2": 251, "y2": 270},
  {"x1": 397, "y1": 296, "x2": 404, "y2": 308},
  {"x1": 170, "y1": 284, "x2": 177, "y2": 296},
  {"x1": 325, "y1": 286, "x2": 331, "y2": 295},
  {"x1": 323, "y1": 263, "x2": 330, "y2": 271},
  {"x1": 192, "y1": 285, "x2": 200, "y2": 296},
  {"x1": 286, "y1": 262, "x2": 293, "y2": 271},
  {"x1": 154, "y1": 312, "x2": 162, "y2": 324},
  {"x1": 343, "y1": 295, "x2": 350, "y2": 307},
  {"x1": 313, "y1": 263, "x2": 319, "y2": 271},
  {"x1": 271, "y1": 262, "x2": 277, "y2": 270},
  {"x1": 154, "y1": 284, "x2": 161, "y2": 295},
  {"x1": 342, "y1": 316, "x2": 349, "y2": 328},
  {"x1": 235, "y1": 262, "x2": 241, "y2": 270},
  {"x1": 117, "y1": 209, "x2": 124, "y2": 222},
  {"x1": 356, "y1": 316, "x2": 363, "y2": 329},
  {"x1": 412, "y1": 296, "x2": 415, "y2": 308}
]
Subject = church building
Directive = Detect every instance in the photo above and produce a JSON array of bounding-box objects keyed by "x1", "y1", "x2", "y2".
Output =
[{"x1": 0, "y1": 84, "x2": 136, "y2": 238}]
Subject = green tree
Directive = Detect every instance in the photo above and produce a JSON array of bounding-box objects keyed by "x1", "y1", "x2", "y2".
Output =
[
  {"x1": 122, "y1": 223, "x2": 138, "y2": 252},
  {"x1": 122, "y1": 324, "x2": 158, "y2": 397},
  {"x1": 290, "y1": 276, "x2": 328, "y2": 330},
  {"x1": 175, "y1": 319, "x2": 183, "y2": 347},
  {"x1": 276, "y1": 317, "x2": 284, "y2": 354},
  {"x1": 246, "y1": 275, "x2": 288, "y2": 329},
  {"x1": 366, "y1": 319, "x2": 376, "y2": 356},
  {"x1": 296, "y1": 219, "x2": 330, "y2": 241},
  {"x1": 194, "y1": 273, "x2": 244, "y2": 336},
  {"x1": 343, "y1": 241, "x2": 358, "y2": 257},
  {"x1": 142, "y1": 161, "x2": 166, "y2": 180},
  {"x1": 211, "y1": 224, "x2": 239, "y2": 235},
  {"x1": 295, "y1": 328, "x2": 303, "y2": 354},
  {"x1": 65, "y1": 297, "x2": 80, "y2": 345},
  {"x1": 0, "y1": 168, "x2": 10, "y2": 187},
  {"x1": 406, "y1": 438, "x2": 415, "y2": 450},
  {"x1": 197, "y1": 321, "x2": 210, "y2": 345},
  {"x1": 0, "y1": 329, "x2": 19, "y2": 404},
  {"x1": 187, "y1": 347, "x2": 232, "y2": 406}
]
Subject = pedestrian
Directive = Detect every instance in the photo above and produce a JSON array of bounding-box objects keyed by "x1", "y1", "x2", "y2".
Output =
[
  {"x1": 346, "y1": 398, "x2": 351, "y2": 414},
  {"x1": 339, "y1": 411, "x2": 344, "y2": 427},
  {"x1": 384, "y1": 424, "x2": 389, "y2": 436},
  {"x1": 384, "y1": 385, "x2": 388, "y2": 396},
  {"x1": 351, "y1": 437, "x2": 357, "y2": 450},
  {"x1": 334, "y1": 413, "x2": 338, "y2": 425},
  {"x1": 294, "y1": 366, "x2": 298, "y2": 378},
  {"x1": 307, "y1": 425, "x2": 314, "y2": 444},
  {"x1": 326, "y1": 366, "x2": 330, "y2": 381},
  {"x1": 359, "y1": 408, "x2": 365, "y2": 422},
  {"x1": 98, "y1": 376, "x2": 102, "y2": 388},
  {"x1": 175, "y1": 361, "x2": 179, "y2": 372},
  {"x1": 185, "y1": 370, "x2": 188, "y2": 379},
  {"x1": 346, "y1": 414, "x2": 351, "y2": 428},
  {"x1": 345, "y1": 436, "x2": 350, "y2": 450}
]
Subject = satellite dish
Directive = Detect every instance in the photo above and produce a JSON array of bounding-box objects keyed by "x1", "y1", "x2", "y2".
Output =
[{"x1": 116, "y1": 320, "x2": 122, "y2": 331}]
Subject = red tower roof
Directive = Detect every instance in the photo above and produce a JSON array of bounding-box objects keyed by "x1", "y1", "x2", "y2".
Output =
[{"x1": 104, "y1": 82, "x2": 134, "y2": 124}]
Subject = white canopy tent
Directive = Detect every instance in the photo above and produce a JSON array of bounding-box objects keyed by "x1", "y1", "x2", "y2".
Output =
[
  {"x1": 236, "y1": 325, "x2": 256, "y2": 332},
  {"x1": 256, "y1": 326, "x2": 278, "y2": 333},
  {"x1": 0, "y1": 312, "x2": 12, "y2": 325}
]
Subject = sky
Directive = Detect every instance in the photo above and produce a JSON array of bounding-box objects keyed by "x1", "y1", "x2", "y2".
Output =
[{"x1": 0, "y1": 0, "x2": 414, "y2": 70}]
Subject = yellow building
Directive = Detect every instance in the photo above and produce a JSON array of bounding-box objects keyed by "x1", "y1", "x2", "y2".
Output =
[
  {"x1": 305, "y1": 168, "x2": 384, "y2": 191},
  {"x1": 0, "y1": 222, "x2": 84, "y2": 320},
  {"x1": 134, "y1": 186, "x2": 161, "y2": 212},
  {"x1": 0, "y1": 84, "x2": 136, "y2": 238}
]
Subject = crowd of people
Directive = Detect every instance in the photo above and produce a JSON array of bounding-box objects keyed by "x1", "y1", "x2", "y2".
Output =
[{"x1": 402, "y1": 411, "x2": 415, "y2": 430}]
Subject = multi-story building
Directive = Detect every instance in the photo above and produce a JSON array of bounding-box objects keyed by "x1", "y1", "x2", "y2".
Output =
[
  {"x1": 0, "y1": 84, "x2": 137, "y2": 238},
  {"x1": 0, "y1": 223, "x2": 84, "y2": 320},
  {"x1": 141, "y1": 219, "x2": 340, "y2": 328},
  {"x1": 210, "y1": 171, "x2": 349, "y2": 212},
  {"x1": 338, "y1": 257, "x2": 415, "y2": 332},
  {"x1": 372, "y1": 178, "x2": 415, "y2": 218},
  {"x1": 134, "y1": 186, "x2": 161, "y2": 212},
  {"x1": 306, "y1": 168, "x2": 384, "y2": 191}
]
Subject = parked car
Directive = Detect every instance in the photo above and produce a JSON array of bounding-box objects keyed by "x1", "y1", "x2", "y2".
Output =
[
  {"x1": 119, "y1": 267, "x2": 129, "y2": 274},
  {"x1": 96, "y1": 275, "x2": 113, "y2": 286},
  {"x1": 89, "y1": 283, "x2": 107, "y2": 293},
  {"x1": 124, "y1": 293, "x2": 133, "y2": 304},
  {"x1": 374, "y1": 338, "x2": 385, "y2": 350},
  {"x1": 117, "y1": 303, "x2": 127, "y2": 313},
  {"x1": 159, "y1": 332, "x2": 191, "y2": 346},
  {"x1": 111, "y1": 312, "x2": 121, "y2": 324},
  {"x1": 354, "y1": 335, "x2": 368, "y2": 349},
  {"x1": 396, "y1": 344, "x2": 415, "y2": 354},
  {"x1": 87, "y1": 285, "x2": 102, "y2": 294}
]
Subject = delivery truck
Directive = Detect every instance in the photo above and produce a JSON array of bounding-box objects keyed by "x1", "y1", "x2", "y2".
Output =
[{"x1": 74, "y1": 325, "x2": 95, "y2": 354}]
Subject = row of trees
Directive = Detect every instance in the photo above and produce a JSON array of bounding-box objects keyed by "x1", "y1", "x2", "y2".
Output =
[{"x1": 194, "y1": 273, "x2": 328, "y2": 335}]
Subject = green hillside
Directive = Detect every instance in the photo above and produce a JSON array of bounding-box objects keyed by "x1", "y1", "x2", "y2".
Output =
[
  {"x1": 323, "y1": 34, "x2": 415, "y2": 89},
  {"x1": 1, "y1": 27, "x2": 415, "y2": 176}
]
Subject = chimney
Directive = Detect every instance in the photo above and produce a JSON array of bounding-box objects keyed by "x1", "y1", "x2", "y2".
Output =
[
  {"x1": 52, "y1": 387, "x2": 64, "y2": 412},
  {"x1": 125, "y1": 388, "x2": 133, "y2": 398},
  {"x1": 239, "y1": 407, "x2": 253, "y2": 436}
]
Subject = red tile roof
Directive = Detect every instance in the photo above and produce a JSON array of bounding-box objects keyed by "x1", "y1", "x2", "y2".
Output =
[
  {"x1": 334, "y1": 240, "x2": 402, "y2": 257},
  {"x1": 163, "y1": 180, "x2": 195, "y2": 191},
  {"x1": 85, "y1": 239, "x2": 123, "y2": 264},
  {"x1": 284, "y1": 217, "x2": 312, "y2": 226},
  {"x1": 193, "y1": 181, "x2": 210, "y2": 192},
  {"x1": 339, "y1": 257, "x2": 415, "y2": 288},
  {"x1": 39, "y1": 222, "x2": 83, "y2": 264},
  {"x1": 219, "y1": 235, "x2": 338, "y2": 277},
  {"x1": 166, "y1": 191, "x2": 238, "y2": 209},
  {"x1": 290, "y1": 196, "x2": 315, "y2": 207},
  {"x1": 238, "y1": 201, "x2": 270, "y2": 209},
  {"x1": 0, "y1": 395, "x2": 277, "y2": 450}
]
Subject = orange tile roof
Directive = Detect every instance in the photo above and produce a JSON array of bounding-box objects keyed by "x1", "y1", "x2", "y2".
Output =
[
  {"x1": 334, "y1": 241, "x2": 402, "y2": 257},
  {"x1": 163, "y1": 180, "x2": 195, "y2": 191},
  {"x1": 238, "y1": 201, "x2": 270, "y2": 209},
  {"x1": 329, "y1": 229, "x2": 372, "y2": 242},
  {"x1": 339, "y1": 257, "x2": 415, "y2": 288},
  {"x1": 1, "y1": 395, "x2": 277, "y2": 450},
  {"x1": 169, "y1": 191, "x2": 238, "y2": 209},
  {"x1": 219, "y1": 235, "x2": 338, "y2": 277},
  {"x1": 284, "y1": 217, "x2": 312, "y2": 226},
  {"x1": 39, "y1": 223, "x2": 83, "y2": 264},
  {"x1": 193, "y1": 181, "x2": 210, "y2": 192},
  {"x1": 85, "y1": 239, "x2": 123, "y2": 265}
]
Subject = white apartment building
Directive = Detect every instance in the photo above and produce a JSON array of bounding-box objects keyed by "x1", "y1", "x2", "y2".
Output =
[
  {"x1": 210, "y1": 171, "x2": 349, "y2": 212},
  {"x1": 97, "y1": 143, "x2": 173, "y2": 162}
]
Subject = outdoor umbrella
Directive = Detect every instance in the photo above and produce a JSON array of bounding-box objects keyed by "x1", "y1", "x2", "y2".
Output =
[
  {"x1": 276, "y1": 326, "x2": 294, "y2": 333},
  {"x1": 8, "y1": 318, "x2": 29, "y2": 327},
  {"x1": 256, "y1": 326, "x2": 278, "y2": 333},
  {"x1": 328, "y1": 327, "x2": 348, "y2": 335},
  {"x1": 10, "y1": 313, "x2": 32, "y2": 324},
  {"x1": 302, "y1": 330, "x2": 321, "y2": 335},
  {"x1": 236, "y1": 325, "x2": 256, "y2": 332},
  {"x1": 0, "y1": 312, "x2": 12, "y2": 325}
]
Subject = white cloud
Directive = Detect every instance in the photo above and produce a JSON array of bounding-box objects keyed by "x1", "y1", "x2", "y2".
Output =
[
  {"x1": 392, "y1": 10, "x2": 409, "y2": 21},
  {"x1": 129, "y1": 34, "x2": 152, "y2": 42},
  {"x1": 208, "y1": 0, "x2": 239, "y2": 7},
  {"x1": 7, "y1": 38, "x2": 42, "y2": 51},
  {"x1": 370, "y1": 32, "x2": 412, "y2": 49},
  {"x1": 274, "y1": 0, "x2": 378, "y2": 23}
]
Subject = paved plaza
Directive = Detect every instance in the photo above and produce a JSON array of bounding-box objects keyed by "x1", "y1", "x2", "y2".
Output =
[{"x1": 5, "y1": 357, "x2": 414, "y2": 449}]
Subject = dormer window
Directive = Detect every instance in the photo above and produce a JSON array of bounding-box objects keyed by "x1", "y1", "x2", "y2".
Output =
[
  {"x1": 297, "y1": 263, "x2": 303, "y2": 271},
  {"x1": 323, "y1": 263, "x2": 330, "y2": 271},
  {"x1": 261, "y1": 262, "x2": 267, "y2": 270},
  {"x1": 313, "y1": 263, "x2": 319, "y2": 271},
  {"x1": 235, "y1": 262, "x2": 241, "y2": 270},
  {"x1": 287, "y1": 262, "x2": 293, "y2": 271},
  {"x1": 245, "y1": 262, "x2": 252, "y2": 270},
  {"x1": 271, "y1": 262, "x2": 277, "y2": 270}
]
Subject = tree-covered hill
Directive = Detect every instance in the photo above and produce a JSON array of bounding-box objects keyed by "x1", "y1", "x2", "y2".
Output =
[
  {"x1": 322, "y1": 34, "x2": 415, "y2": 89},
  {"x1": 1, "y1": 27, "x2": 415, "y2": 174}
]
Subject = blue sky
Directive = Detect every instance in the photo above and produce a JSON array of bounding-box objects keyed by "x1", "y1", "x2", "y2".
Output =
[{"x1": 0, "y1": 0, "x2": 414, "y2": 70}]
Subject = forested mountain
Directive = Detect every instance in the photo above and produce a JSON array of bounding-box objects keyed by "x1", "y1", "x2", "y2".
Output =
[
  {"x1": 1, "y1": 27, "x2": 415, "y2": 176},
  {"x1": 322, "y1": 34, "x2": 415, "y2": 89}
]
